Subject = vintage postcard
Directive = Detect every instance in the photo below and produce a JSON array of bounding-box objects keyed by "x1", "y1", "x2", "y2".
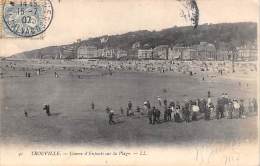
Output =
[{"x1": 0, "y1": 0, "x2": 259, "y2": 165}]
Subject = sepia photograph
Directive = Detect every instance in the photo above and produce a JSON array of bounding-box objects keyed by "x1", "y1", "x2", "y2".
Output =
[{"x1": 0, "y1": 0, "x2": 259, "y2": 165}]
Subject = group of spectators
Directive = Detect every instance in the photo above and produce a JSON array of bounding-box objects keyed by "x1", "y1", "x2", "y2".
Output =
[{"x1": 106, "y1": 93, "x2": 258, "y2": 125}]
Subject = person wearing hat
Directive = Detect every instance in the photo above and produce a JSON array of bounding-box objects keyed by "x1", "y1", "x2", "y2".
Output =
[
  {"x1": 205, "y1": 102, "x2": 213, "y2": 120},
  {"x1": 128, "y1": 101, "x2": 132, "y2": 110},
  {"x1": 174, "y1": 105, "x2": 182, "y2": 122},
  {"x1": 109, "y1": 110, "x2": 115, "y2": 125},
  {"x1": 157, "y1": 96, "x2": 162, "y2": 107},
  {"x1": 127, "y1": 101, "x2": 132, "y2": 116},
  {"x1": 223, "y1": 93, "x2": 229, "y2": 105},
  {"x1": 199, "y1": 98, "x2": 207, "y2": 114},
  {"x1": 169, "y1": 100, "x2": 175, "y2": 108},
  {"x1": 233, "y1": 99, "x2": 240, "y2": 118},
  {"x1": 209, "y1": 102, "x2": 215, "y2": 120}
]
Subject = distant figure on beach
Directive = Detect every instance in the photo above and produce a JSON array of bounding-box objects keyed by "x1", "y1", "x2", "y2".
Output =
[
  {"x1": 155, "y1": 107, "x2": 161, "y2": 124},
  {"x1": 252, "y1": 98, "x2": 258, "y2": 112},
  {"x1": 163, "y1": 99, "x2": 167, "y2": 107},
  {"x1": 208, "y1": 91, "x2": 211, "y2": 98},
  {"x1": 174, "y1": 105, "x2": 182, "y2": 122},
  {"x1": 157, "y1": 96, "x2": 162, "y2": 106},
  {"x1": 120, "y1": 107, "x2": 124, "y2": 115},
  {"x1": 233, "y1": 99, "x2": 240, "y2": 118},
  {"x1": 37, "y1": 69, "x2": 41, "y2": 75},
  {"x1": 91, "y1": 102, "x2": 95, "y2": 111},
  {"x1": 43, "y1": 104, "x2": 51, "y2": 116},
  {"x1": 148, "y1": 107, "x2": 153, "y2": 124},
  {"x1": 136, "y1": 106, "x2": 141, "y2": 112},
  {"x1": 144, "y1": 100, "x2": 151, "y2": 109},
  {"x1": 227, "y1": 102, "x2": 233, "y2": 119},
  {"x1": 239, "y1": 99, "x2": 245, "y2": 118},
  {"x1": 191, "y1": 103, "x2": 199, "y2": 121},
  {"x1": 248, "y1": 98, "x2": 253, "y2": 113},
  {"x1": 128, "y1": 101, "x2": 132, "y2": 110},
  {"x1": 183, "y1": 102, "x2": 190, "y2": 123},
  {"x1": 26, "y1": 72, "x2": 31, "y2": 78},
  {"x1": 209, "y1": 102, "x2": 215, "y2": 120},
  {"x1": 166, "y1": 106, "x2": 172, "y2": 121},
  {"x1": 216, "y1": 97, "x2": 224, "y2": 119},
  {"x1": 54, "y1": 72, "x2": 59, "y2": 78},
  {"x1": 108, "y1": 110, "x2": 115, "y2": 125},
  {"x1": 24, "y1": 111, "x2": 28, "y2": 117},
  {"x1": 127, "y1": 101, "x2": 132, "y2": 116},
  {"x1": 163, "y1": 106, "x2": 168, "y2": 122},
  {"x1": 106, "y1": 107, "x2": 110, "y2": 114}
]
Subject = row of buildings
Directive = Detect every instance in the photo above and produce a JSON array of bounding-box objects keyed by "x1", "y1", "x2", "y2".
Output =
[
  {"x1": 61, "y1": 42, "x2": 257, "y2": 61},
  {"x1": 136, "y1": 42, "x2": 257, "y2": 61},
  {"x1": 77, "y1": 46, "x2": 128, "y2": 59}
]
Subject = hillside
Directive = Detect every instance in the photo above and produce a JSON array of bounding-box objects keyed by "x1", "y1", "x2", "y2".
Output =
[{"x1": 11, "y1": 22, "x2": 257, "y2": 59}]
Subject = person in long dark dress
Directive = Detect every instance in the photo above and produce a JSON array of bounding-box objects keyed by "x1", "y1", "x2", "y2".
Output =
[
  {"x1": 239, "y1": 100, "x2": 245, "y2": 118},
  {"x1": 152, "y1": 107, "x2": 156, "y2": 125},
  {"x1": 164, "y1": 106, "x2": 168, "y2": 122},
  {"x1": 155, "y1": 108, "x2": 161, "y2": 124},
  {"x1": 183, "y1": 102, "x2": 190, "y2": 123},
  {"x1": 167, "y1": 106, "x2": 172, "y2": 121}
]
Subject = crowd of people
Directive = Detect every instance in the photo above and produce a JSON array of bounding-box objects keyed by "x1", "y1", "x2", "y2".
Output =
[
  {"x1": 1, "y1": 59, "x2": 258, "y2": 125},
  {"x1": 1, "y1": 59, "x2": 257, "y2": 79},
  {"x1": 105, "y1": 93, "x2": 258, "y2": 125}
]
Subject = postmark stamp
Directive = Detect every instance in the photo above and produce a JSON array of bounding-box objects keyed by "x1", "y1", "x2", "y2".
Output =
[{"x1": 1, "y1": 0, "x2": 53, "y2": 38}]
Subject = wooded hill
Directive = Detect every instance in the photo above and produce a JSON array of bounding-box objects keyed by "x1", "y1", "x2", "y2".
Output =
[{"x1": 11, "y1": 22, "x2": 257, "y2": 59}]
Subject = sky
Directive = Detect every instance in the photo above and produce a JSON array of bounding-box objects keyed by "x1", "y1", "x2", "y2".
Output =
[{"x1": 0, "y1": 0, "x2": 258, "y2": 57}]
